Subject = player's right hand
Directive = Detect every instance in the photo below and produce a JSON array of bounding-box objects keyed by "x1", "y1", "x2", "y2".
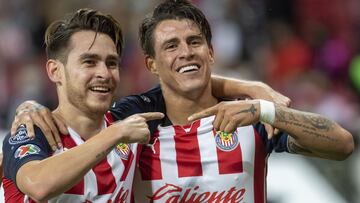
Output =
[
  {"x1": 11, "y1": 100, "x2": 67, "y2": 151},
  {"x1": 109, "y1": 112, "x2": 164, "y2": 144}
]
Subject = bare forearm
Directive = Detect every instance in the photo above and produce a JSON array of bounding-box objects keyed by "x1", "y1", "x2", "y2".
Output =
[
  {"x1": 211, "y1": 75, "x2": 255, "y2": 99},
  {"x1": 17, "y1": 130, "x2": 117, "y2": 201},
  {"x1": 273, "y1": 105, "x2": 354, "y2": 160}
]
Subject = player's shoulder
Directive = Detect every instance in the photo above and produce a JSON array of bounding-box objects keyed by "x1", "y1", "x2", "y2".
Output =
[
  {"x1": 5, "y1": 125, "x2": 33, "y2": 145},
  {"x1": 113, "y1": 85, "x2": 163, "y2": 107},
  {"x1": 110, "y1": 85, "x2": 165, "y2": 120},
  {"x1": 3, "y1": 124, "x2": 47, "y2": 150}
]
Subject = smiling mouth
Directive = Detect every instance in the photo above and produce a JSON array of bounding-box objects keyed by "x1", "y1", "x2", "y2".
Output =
[
  {"x1": 89, "y1": 86, "x2": 111, "y2": 93},
  {"x1": 176, "y1": 64, "x2": 200, "y2": 73}
]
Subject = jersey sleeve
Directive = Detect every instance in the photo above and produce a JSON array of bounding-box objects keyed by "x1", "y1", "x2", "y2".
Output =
[
  {"x1": 110, "y1": 85, "x2": 166, "y2": 135},
  {"x1": 2, "y1": 124, "x2": 52, "y2": 183},
  {"x1": 253, "y1": 122, "x2": 289, "y2": 154}
]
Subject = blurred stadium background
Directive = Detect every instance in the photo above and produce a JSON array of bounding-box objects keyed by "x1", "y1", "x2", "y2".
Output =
[{"x1": 0, "y1": 0, "x2": 359, "y2": 202}]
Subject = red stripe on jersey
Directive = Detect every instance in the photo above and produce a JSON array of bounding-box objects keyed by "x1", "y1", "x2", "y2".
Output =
[
  {"x1": 139, "y1": 131, "x2": 162, "y2": 180},
  {"x1": 120, "y1": 150, "x2": 134, "y2": 181},
  {"x1": 93, "y1": 159, "x2": 116, "y2": 195},
  {"x1": 213, "y1": 130, "x2": 243, "y2": 174},
  {"x1": 105, "y1": 111, "x2": 114, "y2": 124},
  {"x1": 60, "y1": 134, "x2": 85, "y2": 195},
  {"x1": 174, "y1": 120, "x2": 202, "y2": 177},
  {"x1": 253, "y1": 128, "x2": 267, "y2": 203},
  {"x1": 2, "y1": 177, "x2": 39, "y2": 203}
]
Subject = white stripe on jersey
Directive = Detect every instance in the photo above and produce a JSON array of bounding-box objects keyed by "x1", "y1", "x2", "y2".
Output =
[
  {"x1": 68, "y1": 127, "x2": 99, "y2": 200},
  {"x1": 197, "y1": 116, "x2": 220, "y2": 177},
  {"x1": 158, "y1": 125, "x2": 178, "y2": 180}
]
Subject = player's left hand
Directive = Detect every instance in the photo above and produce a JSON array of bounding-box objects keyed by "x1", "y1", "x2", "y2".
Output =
[
  {"x1": 11, "y1": 100, "x2": 67, "y2": 151},
  {"x1": 188, "y1": 100, "x2": 261, "y2": 133}
]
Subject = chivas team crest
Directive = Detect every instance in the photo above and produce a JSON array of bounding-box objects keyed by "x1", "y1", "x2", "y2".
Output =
[
  {"x1": 115, "y1": 143, "x2": 131, "y2": 160},
  {"x1": 215, "y1": 131, "x2": 239, "y2": 151}
]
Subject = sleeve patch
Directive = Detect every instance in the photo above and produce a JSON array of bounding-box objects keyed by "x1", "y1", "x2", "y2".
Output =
[
  {"x1": 9, "y1": 125, "x2": 33, "y2": 145},
  {"x1": 14, "y1": 144, "x2": 41, "y2": 159}
]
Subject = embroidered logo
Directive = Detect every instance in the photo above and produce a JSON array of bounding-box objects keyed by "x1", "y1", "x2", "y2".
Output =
[
  {"x1": 14, "y1": 144, "x2": 41, "y2": 159},
  {"x1": 115, "y1": 143, "x2": 131, "y2": 160},
  {"x1": 215, "y1": 131, "x2": 239, "y2": 151},
  {"x1": 9, "y1": 124, "x2": 33, "y2": 145}
]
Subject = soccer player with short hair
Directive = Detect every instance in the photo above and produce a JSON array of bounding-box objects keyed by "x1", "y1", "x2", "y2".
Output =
[
  {"x1": 131, "y1": 0, "x2": 353, "y2": 202},
  {"x1": 1, "y1": 8, "x2": 164, "y2": 202}
]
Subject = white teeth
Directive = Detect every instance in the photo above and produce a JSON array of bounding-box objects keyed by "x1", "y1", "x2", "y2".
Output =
[
  {"x1": 178, "y1": 65, "x2": 199, "y2": 73},
  {"x1": 90, "y1": 86, "x2": 110, "y2": 92}
]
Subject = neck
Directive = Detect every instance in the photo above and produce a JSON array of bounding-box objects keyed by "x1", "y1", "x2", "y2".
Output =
[
  {"x1": 162, "y1": 83, "x2": 218, "y2": 125},
  {"x1": 54, "y1": 104, "x2": 105, "y2": 140}
]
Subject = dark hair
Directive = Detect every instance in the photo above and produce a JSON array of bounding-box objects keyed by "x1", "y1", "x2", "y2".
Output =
[
  {"x1": 139, "y1": 0, "x2": 212, "y2": 57},
  {"x1": 45, "y1": 8, "x2": 124, "y2": 63}
]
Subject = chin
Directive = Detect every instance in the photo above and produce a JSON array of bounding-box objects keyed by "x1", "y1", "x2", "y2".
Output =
[
  {"x1": 181, "y1": 81, "x2": 207, "y2": 93},
  {"x1": 87, "y1": 101, "x2": 112, "y2": 114}
]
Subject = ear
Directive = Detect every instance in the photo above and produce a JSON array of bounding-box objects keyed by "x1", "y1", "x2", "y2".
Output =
[
  {"x1": 145, "y1": 56, "x2": 159, "y2": 75},
  {"x1": 46, "y1": 59, "x2": 63, "y2": 84},
  {"x1": 209, "y1": 45, "x2": 215, "y2": 65}
]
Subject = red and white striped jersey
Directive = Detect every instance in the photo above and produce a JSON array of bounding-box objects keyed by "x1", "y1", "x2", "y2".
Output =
[
  {"x1": 133, "y1": 115, "x2": 287, "y2": 203},
  {"x1": 2, "y1": 113, "x2": 138, "y2": 203}
]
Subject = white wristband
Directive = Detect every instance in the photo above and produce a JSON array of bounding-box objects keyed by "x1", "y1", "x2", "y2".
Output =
[{"x1": 259, "y1": 99, "x2": 275, "y2": 125}]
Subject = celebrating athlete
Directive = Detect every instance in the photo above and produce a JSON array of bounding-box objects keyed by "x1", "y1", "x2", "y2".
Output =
[{"x1": 1, "y1": 8, "x2": 164, "y2": 202}]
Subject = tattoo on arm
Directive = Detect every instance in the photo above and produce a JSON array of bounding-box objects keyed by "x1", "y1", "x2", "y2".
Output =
[
  {"x1": 288, "y1": 136, "x2": 312, "y2": 154},
  {"x1": 237, "y1": 104, "x2": 257, "y2": 116},
  {"x1": 275, "y1": 105, "x2": 337, "y2": 142},
  {"x1": 95, "y1": 146, "x2": 113, "y2": 160}
]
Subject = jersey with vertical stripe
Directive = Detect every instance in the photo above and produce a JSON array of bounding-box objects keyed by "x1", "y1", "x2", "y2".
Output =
[
  {"x1": 133, "y1": 115, "x2": 289, "y2": 203},
  {"x1": 2, "y1": 112, "x2": 137, "y2": 203},
  {"x1": 2, "y1": 85, "x2": 165, "y2": 203}
]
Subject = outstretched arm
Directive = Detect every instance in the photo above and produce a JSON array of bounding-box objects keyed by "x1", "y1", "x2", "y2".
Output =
[{"x1": 188, "y1": 100, "x2": 354, "y2": 160}]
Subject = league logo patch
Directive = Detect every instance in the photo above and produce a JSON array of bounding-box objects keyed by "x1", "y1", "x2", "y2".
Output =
[
  {"x1": 215, "y1": 131, "x2": 239, "y2": 151},
  {"x1": 115, "y1": 143, "x2": 131, "y2": 160},
  {"x1": 9, "y1": 124, "x2": 33, "y2": 145},
  {"x1": 14, "y1": 144, "x2": 41, "y2": 159}
]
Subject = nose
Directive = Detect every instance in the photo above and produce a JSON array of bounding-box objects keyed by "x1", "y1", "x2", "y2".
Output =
[
  {"x1": 179, "y1": 43, "x2": 194, "y2": 60},
  {"x1": 95, "y1": 62, "x2": 111, "y2": 80}
]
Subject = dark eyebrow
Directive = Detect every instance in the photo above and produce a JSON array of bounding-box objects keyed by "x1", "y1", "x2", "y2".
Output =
[
  {"x1": 79, "y1": 53, "x2": 101, "y2": 61},
  {"x1": 187, "y1": 33, "x2": 203, "y2": 41},
  {"x1": 106, "y1": 54, "x2": 121, "y2": 62},
  {"x1": 161, "y1": 38, "x2": 179, "y2": 49},
  {"x1": 79, "y1": 53, "x2": 120, "y2": 61}
]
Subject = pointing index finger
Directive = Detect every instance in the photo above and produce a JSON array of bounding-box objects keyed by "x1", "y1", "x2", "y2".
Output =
[
  {"x1": 188, "y1": 105, "x2": 218, "y2": 122},
  {"x1": 138, "y1": 112, "x2": 165, "y2": 121}
]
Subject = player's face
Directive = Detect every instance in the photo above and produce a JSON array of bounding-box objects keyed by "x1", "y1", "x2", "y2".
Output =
[
  {"x1": 147, "y1": 19, "x2": 214, "y2": 97},
  {"x1": 62, "y1": 31, "x2": 120, "y2": 115}
]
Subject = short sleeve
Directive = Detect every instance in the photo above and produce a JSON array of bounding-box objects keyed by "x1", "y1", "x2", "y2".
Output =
[
  {"x1": 253, "y1": 122, "x2": 289, "y2": 154},
  {"x1": 2, "y1": 125, "x2": 52, "y2": 183}
]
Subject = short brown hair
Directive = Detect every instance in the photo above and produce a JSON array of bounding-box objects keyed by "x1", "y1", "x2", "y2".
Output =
[{"x1": 45, "y1": 8, "x2": 124, "y2": 63}]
